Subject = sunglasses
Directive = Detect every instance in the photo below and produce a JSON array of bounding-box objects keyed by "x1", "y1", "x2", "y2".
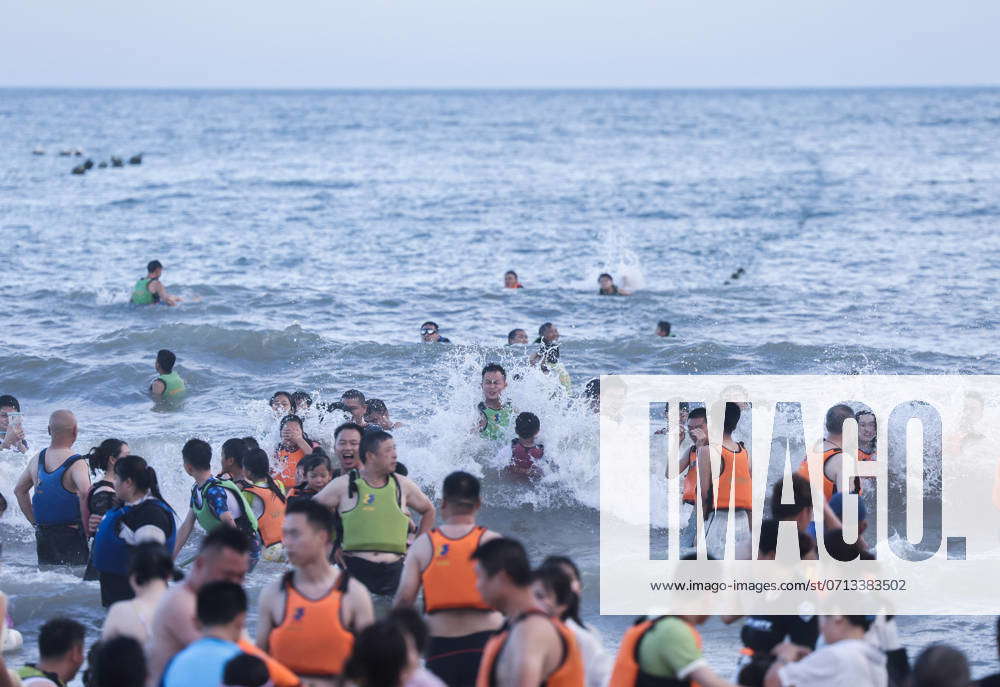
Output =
[{"x1": 421, "y1": 328, "x2": 437, "y2": 335}]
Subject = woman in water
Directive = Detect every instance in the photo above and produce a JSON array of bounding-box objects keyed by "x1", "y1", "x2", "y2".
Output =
[
  {"x1": 597, "y1": 272, "x2": 631, "y2": 295},
  {"x1": 83, "y1": 438, "x2": 129, "y2": 580},
  {"x1": 101, "y1": 542, "x2": 179, "y2": 644},
  {"x1": 241, "y1": 447, "x2": 287, "y2": 561},
  {"x1": 273, "y1": 414, "x2": 320, "y2": 488}
]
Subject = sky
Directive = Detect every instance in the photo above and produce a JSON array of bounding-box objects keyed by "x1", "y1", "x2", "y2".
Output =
[{"x1": 2, "y1": 0, "x2": 999, "y2": 89}]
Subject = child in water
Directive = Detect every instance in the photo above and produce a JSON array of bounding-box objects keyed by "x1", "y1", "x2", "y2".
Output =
[
  {"x1": 500, "y1": 412, "x2": 545, "y2": 480},
  {"x1": 289, "y1": 451, "x2": 334, "y2": 499}
]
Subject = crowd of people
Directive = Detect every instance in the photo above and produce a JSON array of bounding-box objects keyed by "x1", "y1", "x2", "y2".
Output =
[{"x1": 0, "y1": 261, "x2": 996, "y2": 687}]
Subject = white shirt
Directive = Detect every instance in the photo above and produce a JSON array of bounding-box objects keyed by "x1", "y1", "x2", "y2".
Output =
[
  {"x1": 778, "y1": 639, "x2": 888, "y2": 687},
  {"x1": 566, "y1": 619, "x2": 613, "y2": 687}
]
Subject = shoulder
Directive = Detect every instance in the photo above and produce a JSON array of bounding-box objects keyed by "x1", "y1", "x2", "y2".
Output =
[{"x1": 481, "y1": 528, "x2": 503, "y2": 544}]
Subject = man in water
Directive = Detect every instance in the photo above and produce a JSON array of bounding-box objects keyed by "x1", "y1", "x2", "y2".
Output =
[
  {"x1": 472, "y1": 538, "x2": 584, "y2": 687},
  {"x1": 655, "y1": 321, "x2": 674, "y2": 337},
  {"x1": 131, "y1": 260, "x2": 181, "y2": 306},
  {"x1": 697, "y1": 402, "x2": 752, "y2": 560},
  {"x1": 15, "y1": 618, "x2": 86, "y2": 687},
  {"x1": 533, "y1": 322, "x2": 559, "y2": 346},
  {"x1": 0, "y1": 394, "x2": 28, "y2": 453},
  {"x1": 150, "y1": 349, "x2": 186, "y2": 399},
  {"x1": 507, "y1": 328, "x2": 529, "y2": 345},
  {"x1": 598, "y1": 273, "x2": 631, "y2": 295},
  {"x1": 148, "y1": 527, "x2": 251, "y2": 684},
  {"x1": 420, "y1": 321, "x2": 451, "y2": 343},
  {"x1": 364, "y1": 398, "x2": 401, "y2": 430},
  {"x1": 796, "y1": 404, "x2": 864, "y2": 503},
  {"x1": 394, "y1": 472, "x2": 504, "y2": 687},
  {"x1": 314, "y1": 430, "x2": 435, "y2": 596},
  {"x1": 257, "y1": 499, "x2": 375, "y2": 686},
  {"x1": 13, "y1": 410, "x2": 92, "y2": 565},
  {"x1": 340, "y1": 390, "x2": 367, "y2": 425},
  {"x1": 332, "y1": 422, "x2": 364, "y2": 477},
  {"x1": 477, "y1": 363, "x2": 512, "y2": 439},
  {"x1": 161, "y1": 581, "x2": 247, "y2": 687},
  {"x1": 504, "y1": 270, "x2": 523, "y2": 289}
]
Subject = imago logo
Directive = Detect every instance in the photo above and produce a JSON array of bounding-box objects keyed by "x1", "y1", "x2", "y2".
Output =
[{"x1": 598, "y1": 375, "x2": 999, "y2": 615}]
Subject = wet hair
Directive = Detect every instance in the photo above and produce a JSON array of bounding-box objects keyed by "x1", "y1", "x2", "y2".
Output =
[
  {"x1": 301, "y1": 452, "x2": 333, "y2": 476},
  {"x1": 197, "y1": 581, "x2": 247, "y2": 627},
  {"x1": 365, "y1": 398, "x2": 388, "y2": 416},
  {"x1": 507, "y1": 328, "x2": 526, "y2": 344},
  {"x1": 115, "y1": 455, "x2": 171, "y2": 507},
  {"x1": 533, "y1": 563, "x2": 584, "y2": 627},
  {"x1": 129, "y1": 541, "x2": 181, "y2": 586},
  {"x1": 911, "y1": 644, "x2": 970, "y2": 687},
  {"x1": 515, "y1": 412, "x2": 540, "y2": 439},
  {"x1": 182, "y1": 438, "x2": 212, "y2": 471},
  {"x1": 472, "y1": 538, "x2": 532, "y2": 587},
  {"x1": 223, "y1": 653, "x2": 270, "y2": 687},
  {"x1": 87, "y1": 438, "x2": 127, "y2": 474},
  {"x1": 598, "y1": 273, "x2": 613, "y2": 281},
  {"x1": 391, "y1": 607, "x2": 430, "y2": 654},
  {"x1": 541, "y1": 555, "x2": 582, "y2": 587},
  {"x1": 482, "y1": 362, "x2": 507, "y2": 380},
  {"x1": 285, "y1": 498, "x2": 336, "y2": 539},
  {"x1": 38, "y1": 617, "x2": 85, "y2": 659},
  {"x1": 421, "y1": 321, "x2": 439, "y2": 331},
  {"x1": 0, "y1": 394, "x2": 20, "y2": 412},
  {"x1": 657, "y1": 320, "x2": 671, "y2": 336},
  {"x1": 270, "y1": 391, "x2": 293, "y2": 409},
  {"x1": 688, "y1": 407, "x2": 707, "y2": 422},
  {"x1": 538, "y1": 322, "x2": 554, "y2": 339},
  {"x1": 724, "y1": 402, "x2": 741, "y2": 434},
  {"x1": 360, "y1": 429, "x2": 393, "y2": 464},
  {"x1": 243, "y1": 448, "x2": 286, "y2": 503},
  {"x1": 334, "y1": 421, "x2": 366, "y2": 440},
  {"x1": 279, "y1": 414, "x2": 312, "y2": 445},
  {"x1": 221, "y1": 438, "x2": 247, "y2": 468},
  {"x1": 93, "y1": 636, "x2": 146, "y2": 687},
  {"x1": 443, "y1": 471, "x2": 481, "y2": 511},
  {"x1": 344, "y1": 619, "x2": 410, "y2": 687},
  {"x1": 342, "y1": 389, "x2": 365, "y2": 403},
  {"x1": 200, "y1": 524, "x2": 251, "y2": 555},
  {"x1": 504, "y1": 270, "x2": 518, "y2": 280},
  {"x1": 771, "y1": 473, "x2": 813, "y2": 519},
  {"x1": 156, "y1": 349, "x2": 176, "y2": 373},
  {"x1": 291, "y1": 390, "x2": 313, "y2": 408},
  {"x1": 826, "y1": 404, "x2": 856, "y2": 435},
  {"x1": 147, "y1": 260, "x2": 162, "y2": 273}
]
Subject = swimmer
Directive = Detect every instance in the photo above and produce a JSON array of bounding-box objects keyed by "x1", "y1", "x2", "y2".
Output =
[
  {"x1": 472, "y1": 538, "x2": 585, "y2": 687},
  {"x1": 507, "y1": 329, "x2": 529, "y2": 345},
  {"x1": 161, "y1": 581, "x2": 247, "y2": 687},
  {"x1": 150, "y1": 349, "x2": 185, "y2": 399},
  {"x1": 500, "y1": 412, "x2": 544, "y2": 479},
  {"x1": 131, "y1": 260, "x2": 181, "y2": 306},
  {"x1": 597, "y1": 273, "x2": 630, "y2": 296},
  {"x1": 0, "y1": 395, "x2": 28, "y2": 453},
  {"x1": 270, "y1": 391, "x2": 293, "y2": 417},
  {"x1": 504, "y1": 270, "x2": 524, "y2": 289},
  {"x1": 257, "y1": 499, "x2": 375, "y2": 687},
  {"x1": 341, "y1": 390, "x2": 368, "y2": 425},
  {"x1": 393, "y1": 472, "x2": 503, "y2": 687},
  {"x1": 420, "y1": 321, "x2": 451, "y2": 343},
  {"x1": 477, "y1": 364, "x2": 512, "y2": 440},
  {"x1": 15, "y1": 618, "x2": 86, "y2": 687},
  {"x1": 364, "y1": 398, "x2": 402, "y2": 430},
  {"x1": 655, "y1": 320, "x2": 675, "y2": 337},
  {"x1": 533, "y1": 322, "x2": 560, "y2": 346}
]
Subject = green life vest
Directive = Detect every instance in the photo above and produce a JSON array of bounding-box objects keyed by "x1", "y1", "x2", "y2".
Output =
[
  {"x1": 131, "y1": 277, "x2": 156, "y2": 305},
  {"x1": 155, "y1": 371, "x2": 186, "y2": 397},
  {"x1": 478, "y1": 402, "x2": 512, "y2": 440},
  {"x1": 193, "y1": 477, "x2": 259, "y2": 536},
  {"x1": 18, "y1": 665, "x2": 66, "y2": 686},
  {"x1": 341, "y1": 472, "x2": 409, "y2": 554}
]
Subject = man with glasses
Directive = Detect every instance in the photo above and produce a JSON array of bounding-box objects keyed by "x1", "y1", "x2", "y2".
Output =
[{"x1": 420, "y1": 321, "x2": 451, "y2": 343}]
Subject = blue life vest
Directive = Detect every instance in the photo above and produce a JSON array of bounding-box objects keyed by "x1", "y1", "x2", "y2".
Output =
[
  {"x1": 92, "y1": 499, "x2": 176, "y2": 576},
  {"x1": 32, "y1": 450, "x2": 83, "y2": 526}
]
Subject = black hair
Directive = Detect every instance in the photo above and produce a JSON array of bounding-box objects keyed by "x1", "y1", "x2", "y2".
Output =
[
  {"x1": 598, "y1": 273, "x2": 613, "y2": 281},
  {"x1": 482, "y1": 362, "x2": 507, "y2": 380},
  {"x1": 421, "y1": 321, "x2": 439, "y2": 331},
  {"x1": 279, "y1": 414, "x2": 313, "y2": 446},
  {"x1": 300, "y1": 452, "x2": 333, "y2": 476},
  {"x1": 688, "y1": 407, "x2": 707, "y2": 421},
  {"x1": 537, "y1": 322, "x2": 554, "y2": 339},
  {"x1": 843, "y1": 615, "x2": 874, "y2": 631},
  {"x1": 344, "y1": 620, "x2": 410, "y2": 687},
  {"x1": 390, "y1": 607, "x2": 430, "y2": 654},
  {"x1": 504, "y1": 270, "x2": 518, "y2": 279},
  {"x1": 442, "y1": 471, "x2": 481, "y2": 510},
  {"x1": 533, "y1": 563, "x2": 583, "y2": 627},
  {"x1": 147, "y1": 260, "x2": 162, "y2": 273},
  {"x1": 197, "y1": 581, "x2": 247, "y2": 627},
  {"x1": 200, "y1": 524, "x2": 251, "y2": 555},
  {"x1": 737, "y1": 654, "x2": 775, "y2": 687},
  {"x1": 115, "y1": 455, "x2": 171, "y2": 507},
  {"x1": 826, "y1": 404, "x2": 856, "y2": 435},
  {"x1": 243, "y1": 448, "x2": 286, "y2": 503},
  {"x1": 223, "y1": 653, "x2": 270, "y2": 687},
  {"x1": 156, "y1": 349, "x2": 176, "y2": 373},
  {"x1": 771, "y1": 473, "x2": 813, "y2": 520},
  {"x1": 87, "y1": 438, "x2": 126, "y2": 474},
  {"x1": 365, "y1": 398, "x2": 388, "y2": 416},
  {"x1": 38, "y1": 617, "x2": 85, "y2": 659},
  {"x1": 182, "y1": 438, "x2": 212, "y2": 471},
  {"x1": 798, "y1": 531, "x2": 817, "y2": 558},
  {"x1": 221, "y1": 438, "x2": 247, "y2": 468},
  {"x1": 360, "y1": 429, "x2": 393, "y2": 464},
  {"x1": 334, "y1": 421, "x2": 366, "y2": 440},
  {"x1": 515, "y1": 412, "x2": 540, "y2": 439},
  {"x1": 242, "y1": 436, "x2": 260, "y2": 451},
  {"x1": 342, "y1": 389, "x2": 366, "y2": 403},
  {"x1": 757, "y1": 519, "x2": 780, "y2": 556},
  {"x1": 285, "y1": 498, "x2": 336, "y2": 541},
  {"x1": 270, "y1": 391, "x2": 293, "y2": 409},
  {"x1": 129, "y1": 542, "x2": 181, "y2": 586},
  {"x1": 291, "y1": 390, "x2": 313, "y2": 408},
  {"x1": 0, "y1": 395, "x2": 20, "y2": 412},
  {"x1": 584, "y1": 378, "x2": 600, "y2": 400},
  {"x1": 94, "y1": 636, "x2": 146, "y2": 687},
  {"x1": 911, "y1": 644, "x2": 970, "y2": 687},
  {"x1": 724, "y1": 402, "x2": 741, "y2": 434},
  {"x1": 824, "y1": 529, "x2": 861, "y2": 562},
  {"x1": 472, "y1": 538, "x2": 532, "y2": 587},
  {"x1": 507, "y1": 329, "x2": 526, "y2": 344},
  {"x1": 541, "y1": 555, "x2": 582, "y2": 586},
  {"x1": 657, "y1": 320, "x2": 671, "y2": 336}
]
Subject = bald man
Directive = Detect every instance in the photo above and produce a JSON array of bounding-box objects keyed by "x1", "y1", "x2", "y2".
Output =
[{"x1": 13, "y1": 410, "x2": 92, "y2": 565}]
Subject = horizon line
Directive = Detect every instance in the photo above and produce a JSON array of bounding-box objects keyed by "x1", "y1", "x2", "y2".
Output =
[{"x1": 1, "y1": 83, "x2": 998, "y2": 92}]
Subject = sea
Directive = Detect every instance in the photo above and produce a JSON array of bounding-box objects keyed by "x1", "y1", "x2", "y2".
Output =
[{"x1": 2, "y1": 87, "x2": 1000, "y2": 682}]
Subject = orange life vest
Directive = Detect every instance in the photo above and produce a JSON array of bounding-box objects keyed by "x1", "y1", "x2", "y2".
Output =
[
  {"x1": 268, "y1": 571, "x2": 354, "y2": 677},
  {"x1": 709, "y1": 443, "x2": 751, "y2": 511},
  {"x1": 274, "y1": 446, "x2": 306, "y2": 488},
  {"x1": 242, "y1": 483, "x2": 286, "y2": 547},
  {"x1": 476, "y1": 610, "x2": 584, "y2": 687},
  {"x1": 797, "y1": 446, "x2": 872, "y2": 502},
  {"x1": 423, "y1": 526, "x2": 493, "y2": 613},
  {"x1": 608, "y1": 616, "x2": 703, "y2": 687},
  {"x1": 681, "y1": 446, "x2": 698, "y2": 504},
  {"x1": 236, "y1": 639, "x2": 301, "y2": 687}
]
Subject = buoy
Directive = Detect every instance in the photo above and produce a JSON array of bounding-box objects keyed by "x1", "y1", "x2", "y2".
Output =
[
  {"x1": 129, "y1": 153, "x2": 143, "y2": 165},
  {"x1": 2, "y1": 628, "x2": 23, "y2": 653}
]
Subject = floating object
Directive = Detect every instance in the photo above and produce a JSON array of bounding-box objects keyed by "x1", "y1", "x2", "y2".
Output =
[
  {"x1": 98, "y1": 161, "x2": 108, "y2": 168},
  {"x1": 73, "y1": 148, "x2": 84, "y2": 156},
  {"x1": 71, "y1": 164, "x2": 87, "y2": 175},
  {"x1": 129, "y1": 153, "x2": 143, "y2": 165},
  {"x1": 2, "y1": 628, "x2": 23, "y2": 653},
  {"x1": 729, "y1": 267, "x2": 746, "y2": 280},
  {"x1": 32, "y1": 148, "x2": 45, "y2": 156},
  {"x1": 111, "y1": 156, "x2": 124, "y2": 167},
  {"x1": 58, "y1": 150, "x2": 72, "y2": 157},
  {"x1": 83, "y1": 159, "x2": 94, "y2": 170}
]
